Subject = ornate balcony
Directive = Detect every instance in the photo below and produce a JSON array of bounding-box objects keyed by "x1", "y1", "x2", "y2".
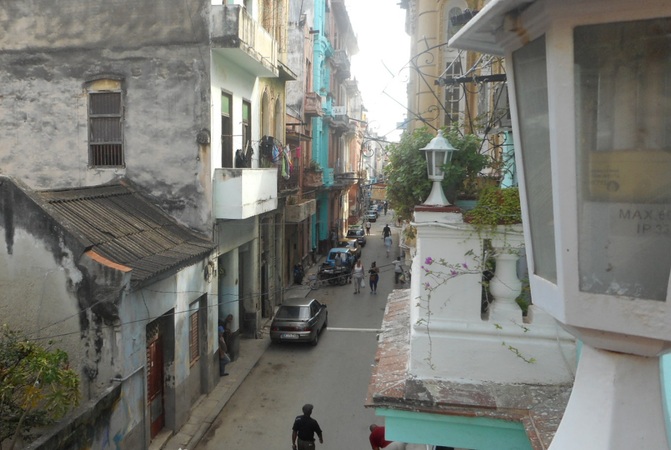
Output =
[
  {"x1": 333, "y1": 171, "x2": 359, "y2": 188},
  {"x1": 278, "y1": 165, "x2": 299, "y2": 193},
  {"x1": 331, "y1": 49, "x2": 351, "y2": 80},
  {"x1": 211, "y1": 5, "x2": 278, "y2": 78},
  {"x1": 213, "y1": 168, "x2": 278, "y2": 219},
  {"x1": 304, "y1": 92, "x2": 323, "y2": 117},
  {"x1": 303, "y1": 169, "x2": 323, "y2": 188}
]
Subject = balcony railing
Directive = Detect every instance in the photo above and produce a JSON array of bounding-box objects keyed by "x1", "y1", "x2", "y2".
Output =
[
  {"x1": 278, "y1": 165, "x2": 299, "y2": 192},
  {"x1": 305, "y1": 92, "x2": 323, "y2": 117},
  {"x1": 213, "y1": 168, "x2": 278, "y2": 219},
  {"x1": 286, "y1": 199, "x2": 317, "y2": 223},
  {"x1": 333, "y1": 171, "x2": 359, "y2": 188},
  {"x1": 303, "y1": 169, "x2": 323, "y2": 188},
  {"x1": 331, "y1": 49, "x2": 351, "y2": 80},
  {"x1": 211, "y1": 5, "x2": 278, "y2": 77}
]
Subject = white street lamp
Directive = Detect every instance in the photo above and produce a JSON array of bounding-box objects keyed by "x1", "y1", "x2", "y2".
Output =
[
  {"x1": 452, "y1": 0, "x2": 671, "y2": 447},
  {"x1": 420, "y1": 130, "x2": 457, "y2": 206}
]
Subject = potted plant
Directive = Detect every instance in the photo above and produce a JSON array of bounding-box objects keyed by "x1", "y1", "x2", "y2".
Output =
[
  {"x1": 304, "y1": 160, "x2": 324, "y2": 186},
  {"x1": 463, "y1": 186, "x2": 522, "y2": 227}
]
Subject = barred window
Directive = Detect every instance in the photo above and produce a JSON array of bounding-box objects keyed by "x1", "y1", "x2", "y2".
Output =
[
  {"x1": 89, "y1": 91, "x2": 124, "y2": 167},
  {"x1": 189, "y1": 303, "x2": 200, "y2": 365}
]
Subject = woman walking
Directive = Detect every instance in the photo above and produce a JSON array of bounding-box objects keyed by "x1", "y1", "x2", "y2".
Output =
[
  {"x1": 384, "y1": 235, "x2": 393, "y2": 258},
  {"x1": 352, "y1": 259, "x2": 365, "y2": 294},
  {"x1": 368, "y1": 261, "x2": 380, "y2": 294}
]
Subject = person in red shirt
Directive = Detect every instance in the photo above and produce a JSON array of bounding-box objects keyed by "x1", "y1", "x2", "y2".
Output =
[{"x1": 369, "y1": 424, "x2": 406, "y2": 450}]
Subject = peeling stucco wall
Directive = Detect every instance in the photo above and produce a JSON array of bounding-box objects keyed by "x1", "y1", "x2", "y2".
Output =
[
  {"x1": 0, "y1": 179, "x2": 124, "y2": 400},
  {"x1": 0, "y1": 0, "x2": 214, "y2": 235}
]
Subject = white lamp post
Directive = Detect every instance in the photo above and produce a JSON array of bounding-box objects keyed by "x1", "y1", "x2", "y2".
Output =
[
  {"x1": 452, "y1": 0, "x2": 671, "y2": 447},
  {"x1": 420, "y1": 130, "x2": 457, "y2": 206}
]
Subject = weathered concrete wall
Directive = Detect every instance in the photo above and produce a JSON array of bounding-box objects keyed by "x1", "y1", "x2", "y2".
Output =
[
  {"x1": 26, "y1": 384, "x2": 129, "y2": 450},
  {"x1": 0, "y1": 178, "x2": 125, "y2": 400},
  {"x1": 123, "y1": 259, "x2": 218, "y2": 437},
  {"x1": 0, "y1": 0, "x2": 214, "y2": 234},
  {"x1": 0, "y1": 177, "x2": 219, "y2": 446}
]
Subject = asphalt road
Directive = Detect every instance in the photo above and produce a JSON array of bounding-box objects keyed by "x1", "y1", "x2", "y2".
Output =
[{"x1": 196, "y1": 215, "x2": 402, "y2": 450}]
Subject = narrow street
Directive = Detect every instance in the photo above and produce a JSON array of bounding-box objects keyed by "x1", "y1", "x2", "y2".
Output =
[{"x1": 196, "y1": 215, "x2": 403, "y2": 450}]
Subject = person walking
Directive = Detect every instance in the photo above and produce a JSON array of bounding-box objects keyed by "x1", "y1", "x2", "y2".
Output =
[
  {"x1": 383, "y1": 201, "x2": 388, "y2": 216},
  {"x1": 218, "y1": 326, "x2": 231, "y2": 376},
  {"x1": 352, "y1": 259, "x2": 365, "y2": 294},
  {"x1": 384, "y1": 235, "x2": 393, "y2": 258},
  {"x1": 368, "y1": 261, "x2": 380, "y2": 294},
  {"x1": 365, "y1": 220, "x2": 372, "y2": 235},
  {"x1": 369, "y1": 424, "x2": 406, "y2": 450},
  {"x1": 393, "y1": 257, "x2": 404, "y2": 284},
  {"x1": 382, "y1": 223, "x2": 391, "y2": 239},
  {"x1": 292, "y1": 404, "x2": 324, "y2": 450}
]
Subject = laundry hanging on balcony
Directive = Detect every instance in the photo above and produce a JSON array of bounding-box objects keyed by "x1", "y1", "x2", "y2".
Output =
[
  {"x1": 260, "y1": 135, "x2": 275, "y2": 161},
  {"x1": 281, "y1": 145, "x2": 292, "y2": 180}
]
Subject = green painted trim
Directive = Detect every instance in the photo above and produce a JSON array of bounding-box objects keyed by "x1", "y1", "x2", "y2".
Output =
[{"x1": 376, "y1": 408, "x2": 533, "y2": 450}]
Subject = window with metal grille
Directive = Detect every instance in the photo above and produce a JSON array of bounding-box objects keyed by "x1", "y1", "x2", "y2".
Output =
[
  {"x1": 89, "y1": 91, "x2": 124, "y2": 166},
  {"x1": 444, "y1": 59, "x2": 462, "y2": 126},
  {"x1": 189, "y1": 304, "x2": 200, "y2": 365}
]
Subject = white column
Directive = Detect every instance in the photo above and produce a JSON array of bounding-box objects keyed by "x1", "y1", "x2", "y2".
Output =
[
  {"x1": 488, "y1": 248, "x2": 523, "y2": 323},
  {"x1": 550, "y1": 345, "x2": 670, "y2": 450}
]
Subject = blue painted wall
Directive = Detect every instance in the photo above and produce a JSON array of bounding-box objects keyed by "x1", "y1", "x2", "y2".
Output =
[{"x1": 380, "y1": 408, "x2": 533, "y2": 450}]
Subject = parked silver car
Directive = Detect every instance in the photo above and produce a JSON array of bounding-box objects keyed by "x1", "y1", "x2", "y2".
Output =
[
  {"x1": 346, "y1": 226, "x2": 367, "y2": 246},
  {"x1": 270, "y1": 297, "x2": 328, "y2": 346}
]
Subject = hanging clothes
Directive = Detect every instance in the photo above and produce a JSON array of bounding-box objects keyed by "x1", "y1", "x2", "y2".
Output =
[{"x1": 272, "y1": 143, "x2": 280, "y2": 164}]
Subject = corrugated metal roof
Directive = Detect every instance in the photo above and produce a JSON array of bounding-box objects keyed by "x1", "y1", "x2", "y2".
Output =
[{"x1": 37, "y1": 180, "x2": 215, "y2": 288}]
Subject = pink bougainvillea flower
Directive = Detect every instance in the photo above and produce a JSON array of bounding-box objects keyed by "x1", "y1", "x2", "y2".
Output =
[{"x1": 424, "y1": 257, "x2": 434, "y2": 265}]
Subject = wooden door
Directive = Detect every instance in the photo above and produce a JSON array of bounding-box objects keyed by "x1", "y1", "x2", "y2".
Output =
[{"x1": 146, "y1": 331, "x2": 164, "y2": 438}]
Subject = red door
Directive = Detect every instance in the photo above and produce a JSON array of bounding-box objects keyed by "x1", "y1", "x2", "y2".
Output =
[{"x1": 146, "y1": 334, "x2": 164, "y2": 438}]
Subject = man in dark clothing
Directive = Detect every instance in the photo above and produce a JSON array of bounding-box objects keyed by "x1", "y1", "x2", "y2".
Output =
[
  {"x1": 292, "y1": 404, "x2": 323, "y2": 450},
  {"x1": 382, "y1": 224, "x2": 391, "y2": 238}
]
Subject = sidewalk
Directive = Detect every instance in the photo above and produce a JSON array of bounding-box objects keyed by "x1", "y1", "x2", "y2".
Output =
[
  {"x1": 158, "y1": 335, "x2": 271, "y2": 450},
  {"x1": 157, "y1": 268, "x2": 322, "y2": 450}
]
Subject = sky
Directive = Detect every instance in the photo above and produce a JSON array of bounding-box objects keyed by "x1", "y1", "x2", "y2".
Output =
[{"x1": 344, "y1": 0, "x2": 410, "y2": 143}]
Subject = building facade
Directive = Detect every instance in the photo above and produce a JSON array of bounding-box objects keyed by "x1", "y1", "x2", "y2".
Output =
[{"x1": 0, "y1": 0, "x2": 291, "y2": 446}]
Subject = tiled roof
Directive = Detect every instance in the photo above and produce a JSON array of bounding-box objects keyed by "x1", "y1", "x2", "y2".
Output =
[
  {"x1": 37, "y1": 180, "x2": 215, "y2": 288},
  {"x1": 366, "y1": 289, "x2": 571, "y2": 450}
]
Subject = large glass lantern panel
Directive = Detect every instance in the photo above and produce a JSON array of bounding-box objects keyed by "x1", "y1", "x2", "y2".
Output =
[
  {"x1": 575, "y1": 19, "x2": 671, "y2": 301},
  {"x1": 513, "y1": 36, "x2": 557, "y2": 283}
]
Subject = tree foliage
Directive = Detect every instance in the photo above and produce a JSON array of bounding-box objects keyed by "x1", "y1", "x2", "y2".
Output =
[
  {"x1": 384, "y1": 128, "x2": 434, "y2": 221},
  {"x1": 385, "y1": 127, "x2": 491, "y2": 221},
  {"x1": 0, "y1": 325, "x2": 80, "y2": 449}
]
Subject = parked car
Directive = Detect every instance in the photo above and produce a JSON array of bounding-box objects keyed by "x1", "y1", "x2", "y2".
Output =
[
  {"x1": 336, "y1": 238, "x2": 361, "y2": 260},
  {"x1": 367, "y1": 207, "x2": 379, "y2": 218},
  {"x1": 270, "y1": 297, "x2": 328, "y2": 346},
  {"x1": 365, "y1": 212, "x2": 377, "y2": 223},
  {"x1": 346, "y1": 226, "x2": 367, "y2": 247}
]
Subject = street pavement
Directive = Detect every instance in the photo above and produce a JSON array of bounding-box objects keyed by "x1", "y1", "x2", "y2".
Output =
[{"x1": 157, "y1": 213, "x2": 423, "y2": 450}]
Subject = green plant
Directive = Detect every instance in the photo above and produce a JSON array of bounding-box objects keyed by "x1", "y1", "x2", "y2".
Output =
[
  {"x1": 384, "y1": 128, "x2": 434, "y2": 221},
  {"x1": 443, "y1": 127, "x2": 493, "y2": 201},
  {"x1": 464, "y1": 186, "x2": 522, "y2": 226},
  {"x1": 515, "y1": 276, "x2": 532, "y2": 317},
  {"x1": 306, "y1": 160, "x2": 323, "y2": 172},
  {"x1": 384, "y1": 126, "x2": 491, "y2": 221},
  {"x1": 0, "y1": 325, "x2": 80, "y2": 448}
]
